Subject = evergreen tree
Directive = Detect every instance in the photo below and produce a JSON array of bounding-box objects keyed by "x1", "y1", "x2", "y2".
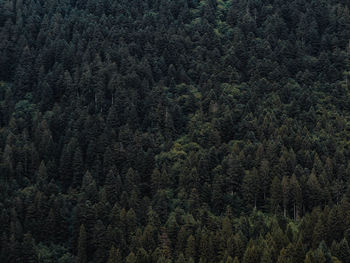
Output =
[
  {"x1": 107, "y1": 246, "x2": 122, "y2": 263},
  {"x1": 185, "y1": 235, "x2": 196, "y2": 260},
  {"x1": 281, "y1": 176, "x2": 290, "y2": 217},
  {"x1": 21, "y1": 233, "x2": 37, "y2": 263},
  {"x1": 290, "y1": 174, "x2": 302, "y2": 220},
  {"x1": 242, "y1": 242, "x2": 260, "y2": 263},
  {"x1": 126, "y1": 252, "x2": 137, "y2": 263},
  {"x1": 76, "y1": 225, "x2": 87, "y2": 263},
  {"x1": 270, "y1": 177, "x2": 282, "y2": 214},
  {"x1": 337, "y1": 238, "x2": 350, "y2": 263},
  {"x1": 242, "y1": 169, "x2": 259, "y2": 209}
]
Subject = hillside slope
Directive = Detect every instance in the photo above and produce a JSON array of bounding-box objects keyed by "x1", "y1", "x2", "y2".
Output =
[{"x1": 0, "y1": 0, "x2": 350, "y2": 262}]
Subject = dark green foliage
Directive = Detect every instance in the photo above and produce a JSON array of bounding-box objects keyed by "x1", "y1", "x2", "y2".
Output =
[
  {"x1": 0, "y1": 0, "x2": 349, "y2": 261},
  {"x1": 76, "y1": 225, "x2": 87, "y2": 263}
]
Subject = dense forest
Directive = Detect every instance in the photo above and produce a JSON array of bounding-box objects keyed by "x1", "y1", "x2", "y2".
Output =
[{"x1": 0, "y1": 0, "x2": 350, "y2": 262}]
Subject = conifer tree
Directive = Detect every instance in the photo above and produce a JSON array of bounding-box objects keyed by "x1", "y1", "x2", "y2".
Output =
[
  {"x1": 226, "y1": 256, "x2": 234, "y2": 263},
  {"x1": 281, "y1": 176, "x2": 290, "y2": 217},
  {"x1": 21, "y1": 233, "x2": 37, "y2": 263},
  {"x1": 306, "y1": 172, "x2": 322, "y2": 209},
  {"x1": 76, "y1": 225, "x2": 87, "y2": 263},
  {"x1": 290, "y1": 174, "x2": 302, "y2": 220},
  {"x1": 175, "y1": 253, "x2": 186, "y2": 263},
  {"x1": 294, "y1": 238, "x2": 305, "y2": 263},
  {"x1": 107, "y1": 246, "x2": 122, "y2": 263},
  {"x1": 185, "y1": 235, "x2": 196, "y2": 260},
  {"x1": 242, "y1": 242, "x2": 259, "y2": 263},
  {"x1": 126, "y1": 252, "x2": 137, "y2": 263},
  {"x1": 270, "y1": 176, "x2": 282, "y2": 214},
  {"x1": 338, "y1": 238, "x2": 350, "y2": 263},
  {"x1": 242, "y1": 169, "x2": 259, "y2": 209},
  {"x1": 261, "y1": 249, "x2": 273, "y2": 263}
]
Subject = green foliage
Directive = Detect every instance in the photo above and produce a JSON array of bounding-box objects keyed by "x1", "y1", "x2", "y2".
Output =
[
  {"x1": 76, "y1": 225, "x2": 87, "y2": 263},
  {"x1": 0, "y1": 0, "x2": 349, "y2": 262}
]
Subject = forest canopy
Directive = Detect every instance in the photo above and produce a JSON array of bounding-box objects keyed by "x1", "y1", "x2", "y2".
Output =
[{"x1": 0, "y1": 0, "x2": 350, "y2": 262}]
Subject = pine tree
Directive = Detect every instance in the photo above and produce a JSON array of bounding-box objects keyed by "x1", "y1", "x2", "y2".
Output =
[
  {"x1": 221, "y1": 216, "x2": 233, "y2": 240},
  {"x1": 313, "y1": 249, "x2": 326, "y2": 263},
  {"x1": 312, "y1": 217, "x2": 327, "y2": 249},
  {"x1": 289, "y1": 174, "x2": 302, "y2": 220},
  {"x1": 21, "y1": 233, "x2": 37, "y2": 263},
  {"x1": 175, "y1": 253, "x2": 186, "y2": 263},
  {"x1": 76, "y1": 225, "x2": 87, "y2": 263},
  {"x1": 261, "y1": 248, "x2": 273, "y2": 263},
  {"x1": 293, "y1": 238, "x2": 305, "y2": 263},
  {"x1": 327, "y1": 206, "x2": 343, "y2": 243},
  {"x1": 60, "y1": 139, "x2": 75, "y2": 188},
  {"x1": 242, "y1": 242, "x2": 259, "y2": 263},
  {"x1": 242, "y1": 169, "x2": 259, "y2": 209},
  {"x1": 185, "y1": 235, "x2": 196, "y2": 260},
  {"x1": 259, "y1": 159, "x2": 271, "y2": 201},
  {"x1": 225, "y1": 154, "x2": 244, "y2": 194},
  {"x1": 304, "y1": 251, "x2": 314, "y2": 263},
  {"x1": 270, "y1": 176, "x2": 282, "y2": 214},
  {"x1": 141, "y1": 224, "x2": 157, "y2": 252},
  {"x1": 104, "y1": 168, "x2": 120, "y2": 204},
  {"x1": 37, "y1": 160, "x2": 48, "y2": 190},
  {"x1": 212, "y1": 167, "x2": 225, "y2": 213},
  {"x1": 271, "y1": 225, "x2": 288, "y2": 252},
  {"x1": 338, "y1": 238, "x2": 350, "y2": 263},
  {"x1": 159, "y1": 227, "x2": 171, "y2": 260},
  {"x1": 136, "y1": 248, "x2": 149, "y2": 263},
  {"x1": 44, "y1": 208, "x2": 56, "y2": 242},
  {"x1": 73, "y1": 147, "x2": 84, "y2": 187},
  {"x1": 126, "y1": 208, "x2": 137, "y2": 235},
  {"x1": 281, "y1": 176, "x2": 290, "y2": 217},
  {"x1": 126, "y1": 252, "x2": 137, "y2": 263},
  {"x1": 107, "y1": 246, "x2": 122, "y2": 263},
  {"x1": 306, "y1": 171, "x2": 322, "y2": 209}
]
